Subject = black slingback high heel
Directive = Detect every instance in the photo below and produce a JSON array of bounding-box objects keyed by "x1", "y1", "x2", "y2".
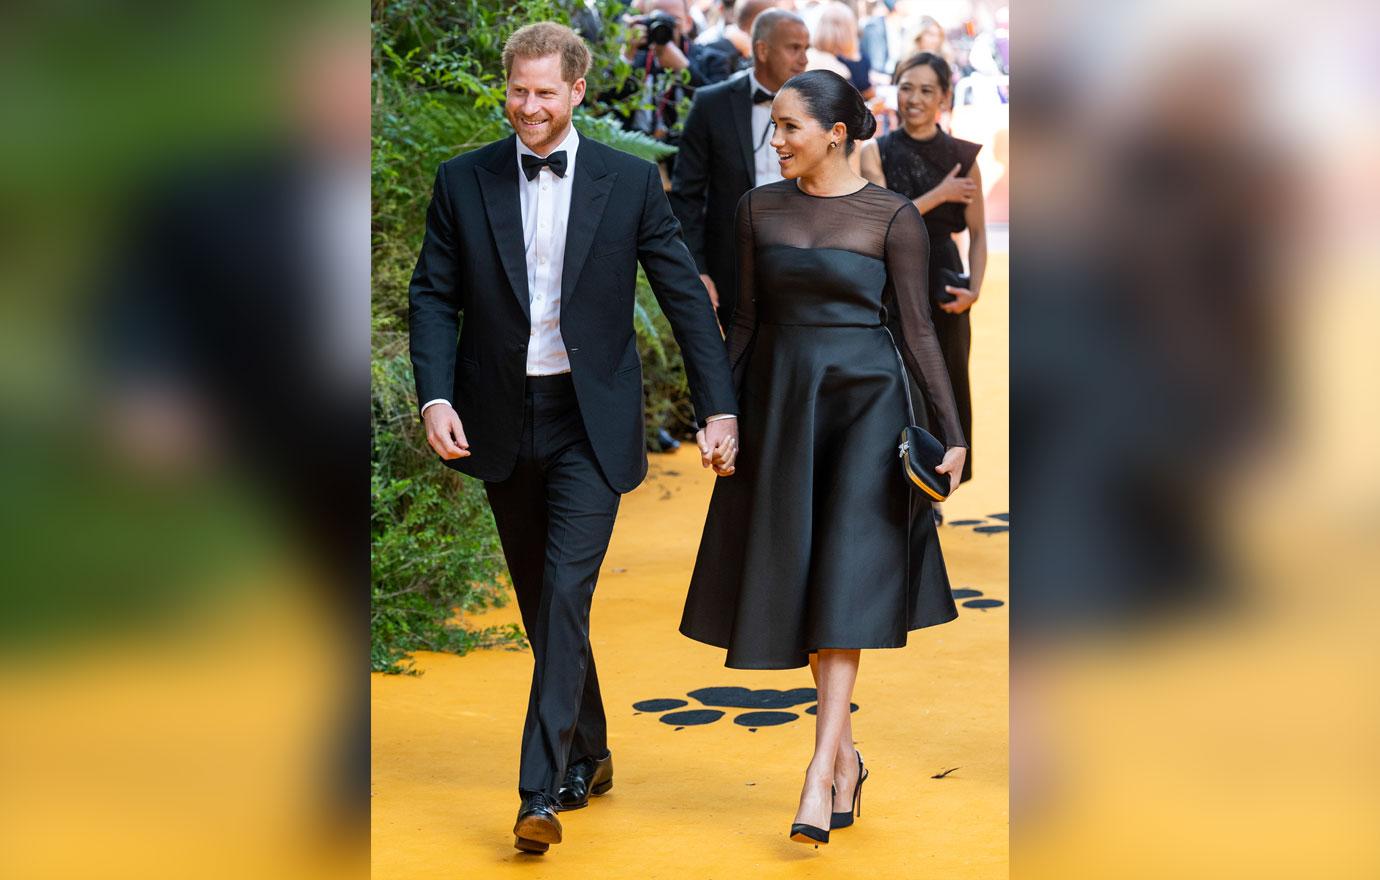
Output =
[{"x1": 830, "y1": 750, "x2": 868, "y2": 830}]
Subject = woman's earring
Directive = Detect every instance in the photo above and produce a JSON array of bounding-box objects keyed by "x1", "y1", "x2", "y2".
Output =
[{"x1": 829, "y1": 142, "x2": 838, "y2": 150}]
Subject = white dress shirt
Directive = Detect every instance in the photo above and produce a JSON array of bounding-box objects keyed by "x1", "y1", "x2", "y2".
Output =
[
  {"x1": 749, "y1": 70, "x2": 785, "y2": 187},
  {"x1": 517, "y1": 125, "x2": 579, "y2": 376}
]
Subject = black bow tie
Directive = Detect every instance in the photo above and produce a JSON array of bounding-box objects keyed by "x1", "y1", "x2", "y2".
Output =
[
  {"x1": 752, "y1": 88, "x2": 775, "y2": 105},
  {"x1": 521, "y1": 150, "x2": 567, "y2": 181}
]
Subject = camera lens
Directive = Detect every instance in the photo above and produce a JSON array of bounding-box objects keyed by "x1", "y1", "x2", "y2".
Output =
[{"x1": 648, "y1": 14, "x2": 674, "y2": 46}]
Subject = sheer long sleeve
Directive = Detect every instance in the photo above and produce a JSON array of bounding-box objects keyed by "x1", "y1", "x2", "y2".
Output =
[
  {"x1": 885, "y1": 202, "x2": 967, "y2": 448},
  {"x1": 724, "y1": 190, "x2": 757, "y2": 388}
]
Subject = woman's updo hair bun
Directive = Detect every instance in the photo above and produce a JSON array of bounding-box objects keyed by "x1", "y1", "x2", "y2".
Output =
[{"x1": 779, "y1": 69, "x2": 877, "y2": 156}]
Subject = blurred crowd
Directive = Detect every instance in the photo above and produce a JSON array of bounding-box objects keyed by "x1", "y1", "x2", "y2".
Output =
[{"x1": 596, "y1": 0, "x2": 1009, "y2": 148}]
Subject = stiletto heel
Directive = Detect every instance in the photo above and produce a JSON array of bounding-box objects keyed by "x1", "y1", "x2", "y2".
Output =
[
  {"x1": 856, "y1": 766, "x2": 866, "y2": 817},
  {"x1": 830, "y1": 750, "x2": 868, "y2": 830}
]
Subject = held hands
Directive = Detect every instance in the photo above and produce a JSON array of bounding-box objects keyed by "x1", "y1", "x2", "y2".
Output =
[
  {"x1": 939, "y1": 284, "x2": 979, "y2": 314},
  {"x1": 937, "y1": 163, "x2": 978, "y2": 205},
  {"x1": 423, "y1": 403, "x2": 470, "y2": 460},
  {"x1": 935, "y1": 447, "x2": 966, "y2": 496},
  {"x1": 696, "y1": 418, "x2": 739, "y2": 476}
]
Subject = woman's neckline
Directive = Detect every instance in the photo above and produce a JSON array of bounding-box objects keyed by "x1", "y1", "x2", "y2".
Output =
[
  {"x1": 899, "y1": 124, "x2": 944, "y2": 144},
  {"x1": 792, "y1": 179, "x2": 874, "y2": 199}
]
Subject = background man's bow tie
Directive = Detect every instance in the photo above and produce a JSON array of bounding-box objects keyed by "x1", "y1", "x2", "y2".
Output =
[
  {"x1": 521, "y1": 151, "x2": 568, "y2": 180},
  {"x1": 752, "y1": 88, "x2": 775, "y2": 105}
]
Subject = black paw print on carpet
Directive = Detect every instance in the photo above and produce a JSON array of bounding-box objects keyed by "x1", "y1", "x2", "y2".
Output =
[
  {"x1": 953, "y1": 586, "x2": 1004, "y2": 611},
  {"x1": 632, "y1": 687, "x2": 859, "y2": 731},
  {"x1": 946, "y1": 511, "x2": 1010, "y2": 535}
]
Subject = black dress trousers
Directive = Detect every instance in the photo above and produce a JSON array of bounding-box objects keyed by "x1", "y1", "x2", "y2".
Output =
[{"x1": 483, "y1": 374, "x2": 619, "y2": 797}]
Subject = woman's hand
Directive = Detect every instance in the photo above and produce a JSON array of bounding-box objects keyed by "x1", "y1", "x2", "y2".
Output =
[
  {"x1": 935, "y1": 446, "x2": 966, "y2": 495},
  {"x1": 936, "y1": 163, "x2": 978, "y2": 205},
  {"x1": 939, "y1": 284, "x2": 979, "y2": 314}
]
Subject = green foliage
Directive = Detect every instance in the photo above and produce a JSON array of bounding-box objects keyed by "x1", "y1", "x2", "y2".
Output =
[
  {"x1": 371, "y1": 0, "x2": 699, "y2": 672},
  {"x1": 371, "y1": 334, "x2": 526, "y2": 674},
  {"x1": 573, "y1": 110, "x2": 679, "y2": 164}
]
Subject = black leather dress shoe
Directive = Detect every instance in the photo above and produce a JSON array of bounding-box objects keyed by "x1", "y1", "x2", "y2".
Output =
[
  {"x1": 556, "y1": 751, "x2": 613, "y2": 811},
  {"x1": 513, "y1": 791, "x2": 562, "y2": 854}
]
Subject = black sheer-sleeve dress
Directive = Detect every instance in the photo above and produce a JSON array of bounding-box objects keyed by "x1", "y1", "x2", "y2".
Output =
[
  {"x1": 680, "y1": 180, "x2": 967, "y2": 670},
  {"x1": 876, "y1": 126, "x2": 982, "y2": 482}
]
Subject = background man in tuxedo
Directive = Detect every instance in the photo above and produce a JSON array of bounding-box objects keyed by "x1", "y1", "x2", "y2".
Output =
[
  {"x1": 407, "y1": 22, "x2": 739, "y2": 854},
  {"x1": 669, "y1": 8, "x2": 809, "y2": 326}
]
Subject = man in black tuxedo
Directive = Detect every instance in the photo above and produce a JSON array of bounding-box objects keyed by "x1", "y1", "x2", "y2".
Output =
[
  {"x1": 669, "y1": 8, "x2": 809, "y2": 326},
  {"x1": 407, "y1": 22, "x2": 740, "y2": 854}
]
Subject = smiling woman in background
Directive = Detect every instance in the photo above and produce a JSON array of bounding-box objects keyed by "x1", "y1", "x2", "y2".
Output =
[{"x1": 859, "y1": 52, "x2": 986, "y2": 503}]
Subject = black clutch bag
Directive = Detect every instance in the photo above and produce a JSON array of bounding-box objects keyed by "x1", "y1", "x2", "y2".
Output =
[
  {"x1": 884, "y1": 327, "x2": 952, "y2": 502},
  {"x1": 899, "y1": 424, "x2": 950, "y2": 502},
  {"x1": 937, "y1": 268, "x2": 970, "y2": 305}
]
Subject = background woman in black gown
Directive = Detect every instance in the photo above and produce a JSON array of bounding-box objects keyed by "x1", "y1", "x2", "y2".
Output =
[
  {"x1": 859, "y1": 52, "x2": 986, "y2": 499},
  {"x1": 680, "y1": 70, "x2": 966, "y2": 845}
]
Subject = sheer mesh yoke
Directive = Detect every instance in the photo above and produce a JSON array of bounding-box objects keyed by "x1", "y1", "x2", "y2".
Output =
[{"x1": 726, "y1": 180, "x2": 965, "y2": 448}]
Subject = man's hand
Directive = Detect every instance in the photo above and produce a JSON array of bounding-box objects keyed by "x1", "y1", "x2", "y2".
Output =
[
  {"x1": 696, "y1": 417, "x2": 739, "y2": 476},
  {"x1": 655, "y1": 40, "x2": 690, "y2": 71},
  {"x1": 700, "y1": 274, "x2": 720, "y2": 310},
  {"x1": 936, "y1": 163, "x2": 977, "y2": 205},
  {"x1": 939, "y1": 285, "x2": 979, "y2": 314},
  {"x1": 423, "y1": 402, "x2": 470, "y2": 460}
]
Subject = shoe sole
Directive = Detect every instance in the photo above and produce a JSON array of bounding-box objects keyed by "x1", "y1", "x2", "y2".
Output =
[
  {"x1": 789, "y1": 832, "x2": 830, "y2": 846},
  {"x1": 513, "y1": 815, "x2": 562, "y2": 846},
  {"x1": 514, "y1": 836, "x2": 549, "y2": 854}
]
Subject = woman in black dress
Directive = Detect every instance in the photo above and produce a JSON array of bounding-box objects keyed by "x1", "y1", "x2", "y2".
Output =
[
  {"x1": 680, "y1": 70, "x2": 966, "y2": 845},
  {"x1": 859, "y1": 52, "x2": 986, "y2": 495}
]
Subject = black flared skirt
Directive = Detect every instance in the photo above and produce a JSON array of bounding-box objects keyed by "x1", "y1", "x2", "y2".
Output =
[{"x1": 680, "y1": 323, "x2": 958, "y2": 669}]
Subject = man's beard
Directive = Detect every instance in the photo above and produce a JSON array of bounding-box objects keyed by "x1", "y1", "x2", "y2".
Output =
[{"x1": 509, "y1": 109, "x2": 571, "y2": 154}]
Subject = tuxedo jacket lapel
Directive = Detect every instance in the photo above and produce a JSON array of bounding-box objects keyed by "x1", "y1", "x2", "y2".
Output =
[
  {"x1": 476, "y1": 136, "x2": 531, "y2": 320},
  {"x1": 728, "y1": 75, "x2": 755, "y2": 179},
  {"x1": 560, "y1": 138, "x2": 617, "y2": 309}
]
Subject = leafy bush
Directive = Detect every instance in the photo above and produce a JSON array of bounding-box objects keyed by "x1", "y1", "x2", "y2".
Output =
[{"x1": 371, "y1": 335, "x2": 524, "y2": 674}]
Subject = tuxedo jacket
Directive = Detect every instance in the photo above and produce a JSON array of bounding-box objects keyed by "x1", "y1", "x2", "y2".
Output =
[
  {"x1": 668, "y1": 72, "x2": 758, "y2": 323},
  {"x1": 408, "y1": 133, "x2": 737, "y2": 494}
]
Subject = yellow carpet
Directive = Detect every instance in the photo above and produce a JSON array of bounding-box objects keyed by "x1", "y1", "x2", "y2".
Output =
[{"x1": 371, "y1": 253, "x2": 1009, "y2": 878}]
